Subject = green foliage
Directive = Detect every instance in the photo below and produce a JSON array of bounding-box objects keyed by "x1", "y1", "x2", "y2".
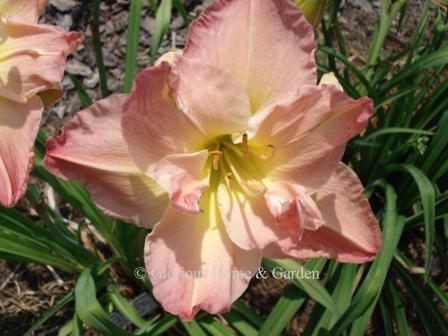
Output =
[
  {"x1": 151, "y1": 0, "x2": 173, "y2": 64},
  {"x1": 0, "y1": 0, "x2": 447, "y2": 335},
  {"x1": 124, "y1": 0, "x2": 144, "y2": 93},
  {"x1": 91, "y1": 0, "x2": 110, "y2": 97},
  {"x1": 150, "y1": 0, "x2": 188, "y2": 64}
]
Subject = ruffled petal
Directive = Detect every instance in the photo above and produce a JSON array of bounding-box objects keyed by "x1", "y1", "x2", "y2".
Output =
[
  {"x1": 122, "y1": 62, "x2": 207, "y2": 174},
  {"x1": 184, "y1": 0, "x2": 317, "y2": 111},
  {"x1": 250, "y1": 85, "x2": 372, "y2": 191},
  {"x1": 217, "y1": 184, "x2": 300, "y2": 250},
  {"x1": 0, "y1": 96, "x2": 43, "y2": 207},
  {"x1": 152, "y1": 151, "x2": 210, "y2": 214},
  {"x1": 45, "y1": 95, "x2": 168, "y2": 227},
  {"x1": 265, "y1": 181, "x2": 324, "y2": 232},
  {"x1": 170, "y1": 56, "x2": 251, "y2": 138},
  {"x1": 145, "y1": 193, "x2": 261, "y2": 320},
  {"x1": 264, "y1": 164, "x2": 382, "y2": 263},
  {"x1": 0, "y1": 20, "x2": 83, "y2": 102}
]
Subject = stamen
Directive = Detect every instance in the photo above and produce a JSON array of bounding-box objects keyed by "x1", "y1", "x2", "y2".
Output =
[
  {"x1": 226, "y1": 172, "x2": 233, "y2": 190},
  {"x1": 242, "y1": 133, "x2": 249, "y2": 159},
  {"x1": 209, "y1": 150, "x2": 222, "y2": 170},
  {"x1": 260, "y1": 144, "x2": 276, "y2": 160},
  {"x1": 223, "y1": 154, "x2": 266, "y2": 198},
  {"x1": 244, "y1": 179, "x2": 266, "y2": 195},
  {"x1": 209, "y1": 150, "x2": 223, "y2": 155}
]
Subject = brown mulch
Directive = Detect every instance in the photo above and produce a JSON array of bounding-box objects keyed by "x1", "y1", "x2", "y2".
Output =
[{"x1": 0, "y1": 262, "x2": 75, "y2": 335}]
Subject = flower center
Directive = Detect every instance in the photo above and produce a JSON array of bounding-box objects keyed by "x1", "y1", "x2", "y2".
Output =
[{"x1": 207, "y1": 134, "x2": 276, "y2": 198}]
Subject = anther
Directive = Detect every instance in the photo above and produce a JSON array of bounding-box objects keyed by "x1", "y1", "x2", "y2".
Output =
[
  {"x1": 209, "y1": 150, "x2": 222, "y2": 170},
  {"x1": 242, "y1": 133, "x2": 249, "y2": 159},
  {"x1": 226, "y1": 172, "x2": 233, "y2": 190},
  {"x1": 244, "y1": 179, "x2": 266, "y2": 195},
  {"x1": 260, "y1": 144, "x2": 276, "y2": 160}
]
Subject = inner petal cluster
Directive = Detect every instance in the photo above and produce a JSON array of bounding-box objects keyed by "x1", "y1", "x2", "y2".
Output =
[{"x1": 206, "y1": 134, "x2": 275, "y2": 198}]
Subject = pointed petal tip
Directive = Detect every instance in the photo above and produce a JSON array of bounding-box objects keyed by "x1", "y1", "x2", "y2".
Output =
[
  {"x1": 44, "y1": 95, "x2": 169, "y2": 228},
  {"x1": 263, "y1": 164, "x2": 382, "y2": 264},
  {"x1": 65, "y1": 31, "x2": 84, "y2": 53},
  {"x1": 358, "y1": 96, "x2": 374, "y2": 124},
  {"x1": 144, "y1": 205, "x2": 261, "y2": 320},
  {"x1": 184, "y1": 0, "x2": 317, "y2": 108}
]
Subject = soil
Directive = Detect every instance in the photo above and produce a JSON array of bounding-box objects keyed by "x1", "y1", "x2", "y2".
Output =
[
  {"x1": 0, "y1": 262, "x2": 75, "y2": 335},
  {"x1": 0, "y1": 0, "x2": 444, "y2": 335}
]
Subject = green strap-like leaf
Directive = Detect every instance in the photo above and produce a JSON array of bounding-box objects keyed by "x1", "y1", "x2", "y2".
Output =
[
  {"x1": 108, "y1": 285, "x2": 146, "y2": 329},
  {"x1": 24, "y1": 291, "x2": 74, "y2": 336},
  {"x1": 259, "y1": 284, "x2": 306, "y2": 336},
  {"x1": 223, "y1": 310, "x2": 259, "y2": 336},
  {"x1": 328, "y1": 182, "x2": 404, "y2": 336},
  {"x1": 183, "y1": 320, "x2": 208, "y2": 336},
  {"x1": 398, "y1": 164, "x2": 436, "y2": 281},
  {"x1": 75, "y1": 269, "x2": 133, "y2": 336},
  {"x1": 91, "y1": 0, "x2": 110, "y2": 97},
  {"x1": 150, "y1": 0, "x2": 173, "y2": 64},
  {"x1": 263, "y1": 259, "x2": 340, "y2": 316},
  {"x1": 124, "y1": 0, "x2": 144, "y2": 93}
]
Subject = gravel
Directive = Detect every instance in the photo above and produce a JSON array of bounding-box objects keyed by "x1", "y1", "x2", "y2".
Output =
[{"x1": 39, "y1": 0, "x2": 434, "y2": 136}]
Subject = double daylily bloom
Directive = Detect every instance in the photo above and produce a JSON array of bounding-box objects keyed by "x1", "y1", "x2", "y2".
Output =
[
  {"x1": 0, "y1": 0, "x2": 82, "y2": 207},
  {"x1": 45, "y1": 0, "x2": 381, "y2": 320}
]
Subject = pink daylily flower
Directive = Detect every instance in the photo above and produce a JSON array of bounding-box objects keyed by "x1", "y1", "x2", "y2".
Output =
[
  {"x1": 0, "y1": 0, "x2": 83, "y2": 207},
  {"x1": 44, "y1": 0, "x2": 381, "y2": 320}
]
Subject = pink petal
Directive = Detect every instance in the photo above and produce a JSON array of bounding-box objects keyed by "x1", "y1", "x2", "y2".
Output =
[
  {"x1": 265, "y1": 182, "x2": 324, "y2": 232},
  {"x1": 0, "y1": 96, "x2": 43, "y2": 207},
  {"x1": 0, "y1": 1, "x2": 39, "y2": 22},
  {"x1": 122, "y1": 62, "x2": 207, "y2": 175},
  {"x1": 217, "y1": 184, "x2": 299, "y2": 250},
  {"x1": 45, "y1": 95, "x2": 168, "y2": 227},
  {"x1": 0, "y1": 20, "x2": 83, "y2": 102},
  {"x1": 152, "y1": 151, "x2": 210, "y2": 214},
  {"x1": 264, "y1": 164, "x2": 382, "y2": 263},
  {"x1": 250, "y1": 85, "x2": 372, "y2": 191},
  {"x1": 184, "y1": 0, "x2": 317, "y2": 111},
  {"x1": 38, "y1": 0, "x2": 49, "y2": 17},
  {"x1": 217, "y1": 179, "x2": 324, "y2": 251},
  {"x1": 170, "y1": 56, "x2": 251, "y2": 138},
  {"x1": 145, "y1": 195, "x2": 261, "y2": 320}
]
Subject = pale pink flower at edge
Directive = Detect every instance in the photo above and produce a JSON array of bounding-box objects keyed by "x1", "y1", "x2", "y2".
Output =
[
  {"x1": 44, "y1": 0, "x2": 382, "y2": 320},
  {"x1": 0, "y1": 0, "x2": 83, "y2": 207}
]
